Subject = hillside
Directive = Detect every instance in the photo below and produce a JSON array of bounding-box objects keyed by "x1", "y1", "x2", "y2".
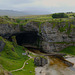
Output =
[
  {"x1": 0, "y1": 13, "x2": 75, "y2": 75},
  {"x1": 0, "y1": 10, "x2": 51, "y2": 16},
  {"x1": 0, "y1": 10, "x2": 30, "y2": 16},
  {"x1": 0, "y1": 14, "x2": 75, "y2": 52},
  {"x1": 0, "y1": 36, "x2": 35, "y2": 75}
]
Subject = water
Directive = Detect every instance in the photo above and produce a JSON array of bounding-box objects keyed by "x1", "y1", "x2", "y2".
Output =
[{"x1": 28, "y1": 48, "x2": 75, "y2": 75}]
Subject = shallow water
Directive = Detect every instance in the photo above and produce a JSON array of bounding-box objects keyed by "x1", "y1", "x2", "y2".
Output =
[{"x1": 28, "y1": 49, "x2": 75, "y2": 75}]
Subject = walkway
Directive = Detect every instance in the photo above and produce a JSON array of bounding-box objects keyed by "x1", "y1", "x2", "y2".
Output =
[{"x1": 10, "y1": 55, "x2": 32, "y2": 73}]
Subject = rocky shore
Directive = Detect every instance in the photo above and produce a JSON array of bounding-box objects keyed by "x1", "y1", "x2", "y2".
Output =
[{"x1": 35, "y1": 56, "x2": 75, "y2": 75}]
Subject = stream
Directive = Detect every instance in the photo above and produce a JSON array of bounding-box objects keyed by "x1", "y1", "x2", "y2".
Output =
[{"x1": 27, "y1": 48, "x2": 75, "y2": 75}]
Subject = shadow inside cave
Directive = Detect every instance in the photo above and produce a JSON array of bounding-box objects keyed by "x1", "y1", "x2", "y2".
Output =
[{"x1": 8, "y1": 31, "x2": 42, "y2": 50}]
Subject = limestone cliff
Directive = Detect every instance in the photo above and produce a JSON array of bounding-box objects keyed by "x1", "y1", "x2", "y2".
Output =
[
  {"x1": 0, "y1": 24, "x2": 20, "y2": 37},
  {"x1": 0, "y1": 21, "x2": 75, "y2": 52},
  {"x1": 41, "y1": 22, "x2": 75, "y2": 52}
]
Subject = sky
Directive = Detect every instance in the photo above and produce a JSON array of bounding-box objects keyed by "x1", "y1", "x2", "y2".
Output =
[{"x1": 0, "y1": 0, "x2": 75, "y2": 14}]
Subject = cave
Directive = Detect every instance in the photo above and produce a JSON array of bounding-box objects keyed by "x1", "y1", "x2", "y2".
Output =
[
  {"x1": 16, "y1": 31, "x2": 40, "y2": 46},
  {"x1": 8, "y1": 31, "x2": 42, "y2": 50}
]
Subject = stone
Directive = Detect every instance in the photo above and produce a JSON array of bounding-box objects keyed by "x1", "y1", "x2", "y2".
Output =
[
  {"x1": 26, "y1": 63, "x2": 28, "y2": 65},
  {"x1": 41, "y1": 22, "x2": 75, "y2": 52},
  {"x1": 11, "y1": 48, "x2": 15, "y2": 52},
  {"x1": 22, "y1": 53, "x2": 27, "y2": 55},
  {"x1": 0, "y1": 40, "x2": 5, "y2": 52},
  {"x1": 34, "y1": 57, "x2": 48, "y2": 66},
  {"x1": 0, "y1": 21, "x2": 75, "y2": 53},
  {"x1": 29, "y1": 71, "x2": 32, "y2": 73},
  {"x1": 0, "y1": 24, "x2": 20, "y2": 37}
]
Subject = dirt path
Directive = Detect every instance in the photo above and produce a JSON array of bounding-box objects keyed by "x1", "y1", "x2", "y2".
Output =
[{"x1": 10, "y1": 55, "x2": 32, "y2": 73}]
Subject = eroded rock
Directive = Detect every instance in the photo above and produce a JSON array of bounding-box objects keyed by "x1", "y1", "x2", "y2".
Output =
[{"x1": 34, "y1": 56, "x2": 48, "y2": 66}]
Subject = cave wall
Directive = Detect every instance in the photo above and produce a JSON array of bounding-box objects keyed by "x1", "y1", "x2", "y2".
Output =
[
  {"x1": 41, "y1": 22, "x2": 75, "y2": 52},
  {"x1": 0, "y1": 21, "x2": 75, "y2": 53},
  {"x1": 0, "y1": 24, "x2": 20, "y2": 37},
  {"x1": 15, "y1": 31, "x2": 42, "y2": 48}
]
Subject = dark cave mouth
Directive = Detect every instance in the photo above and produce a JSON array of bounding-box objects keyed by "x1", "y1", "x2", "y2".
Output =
[{"x1": 9, "y1": 31, "x2": 42, "y2": 49}]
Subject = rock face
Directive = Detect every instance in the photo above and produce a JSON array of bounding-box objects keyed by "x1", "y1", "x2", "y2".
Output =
[
  {"x1": 42, "y1": 42, "x2": 75, "y2": 52},
  {"x1": 0, "y1": 40, "x2": 5, "y2": 52},
  {"x1": 0, "y1": 21, "x2": 75, "y2": 52},
  {"x1": 0, "y1": 24, "x2": 20, "y2": 37},
  {"x1": 34, "y1": 57, "x2": 48, "y2": 66},
  {"x1": 22, "y1": 21, "x2": 39, "y2": 32},
  {"x1": 41, "y1": 22, "x2": 75, "y2": 42},
  {"x1": 41, "y1": 22, "x2": 75, "y2": 52}
]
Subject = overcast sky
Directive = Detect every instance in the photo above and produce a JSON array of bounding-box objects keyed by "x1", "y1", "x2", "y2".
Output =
[{"x1": 0, "y1": 0, "x2": 75, "y2": 14}]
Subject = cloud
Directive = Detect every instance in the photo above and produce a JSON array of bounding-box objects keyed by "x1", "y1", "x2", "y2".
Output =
[
  {"x1": 0, "y1": 0, "x2": 75, "y2": 13},
  {"x1": 13, "y1": 0, "x2": 75, "y2": 9}
]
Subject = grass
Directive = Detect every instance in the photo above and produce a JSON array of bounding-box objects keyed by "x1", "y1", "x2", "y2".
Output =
[
  {"x1": 0, "y1": 44, "x2": 29, "y2": 71},
  {"x1": 0, "y1": 36, "x2": 35, "y2": 75},
  {"x1": 60, "y1": 46, "x2": 75, "y2": 55},
  {"x1": 0, "y1": 64, "x2": 5, "y2": 75},
  {"x1": 0, "y1": 56, "x2": 25, "y2": 71},
  {"x1": 12, "y1": 59, "x2": 35, "y2": 75},
  {"x1": 0, "y1": 14, "x2": 75, "y2": 34},
  {"x1": 0, "y1": 16, "x2": 16, "y2": 24},
  {"x1": 0, "y1": 13, "x2": 75, "y2": 74}
]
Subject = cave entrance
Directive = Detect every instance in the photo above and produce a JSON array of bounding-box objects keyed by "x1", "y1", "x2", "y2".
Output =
[
  {"x1": 16, "y1": 31, "x2": 40, "y2": 45},
  {"x1": 9, "y1": 31, "x2": 42, "y2": 50}
]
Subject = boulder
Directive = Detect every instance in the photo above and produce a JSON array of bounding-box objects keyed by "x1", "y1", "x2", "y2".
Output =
[{"x1": 34, "y1": 56, "x2": 48, "y2": 66}]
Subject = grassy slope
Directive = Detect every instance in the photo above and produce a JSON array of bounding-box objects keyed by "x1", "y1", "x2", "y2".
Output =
[
  {"x1": 0, "y1": 13, "x2": 75, "y2": 74},
  {"x1": 0, "y1": 46, "x2": 29, "y2": 71},
  {"x1": 0, "y1": 16, "x2": 17, "y2": 25},
  {"x1": 60, "y1": 46, "x2": 75, "y2": 55},
  {"x1": 0, "y1": 36, "x2": 35, "y2": 75},
  {"x1": 12, "y1": 59, "x2": 35, "y2": 75}
]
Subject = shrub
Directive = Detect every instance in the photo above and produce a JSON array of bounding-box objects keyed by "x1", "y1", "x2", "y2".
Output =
[{"x1": 52, "y1": 13, "x2": 68, "y2": 18}]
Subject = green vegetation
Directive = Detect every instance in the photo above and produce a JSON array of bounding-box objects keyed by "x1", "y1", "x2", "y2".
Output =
[
  {"x1": 12, "y1": 59, "x2": 35, "y2": 75},
  {"x1": 0, "y1": 13, "x2": 75, "y2": 34},
  {"x1": 60, "y1": 46, "x2": 75, "y2": 55},
  {"x1": 0, "y1": 16, "x2": 16, "y2": 24},
  {"x1": 11, "y1": 36, "x2": 17, "y2": 46},
  {"x1": 52, "y1": 13, "x2": 68, "y2": 18},
  {"x1": 19, "y1": 25, "x2": 25, "y2": 31},
  {"x1": 0, "y1": 64, "x2": 6, "y2": 75},
  {"x1": 48, "y1": 18, "x2": 75, "y2": 34},
  {"x1": 16, "y1": 13, "x2": 75, "y2": 34},
  {"x1": 0, "y1": 13, "x2": 75, "y2": 75},
  {"x1": 0, "y1": 36, "x2": 35, "y2": 75}
]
